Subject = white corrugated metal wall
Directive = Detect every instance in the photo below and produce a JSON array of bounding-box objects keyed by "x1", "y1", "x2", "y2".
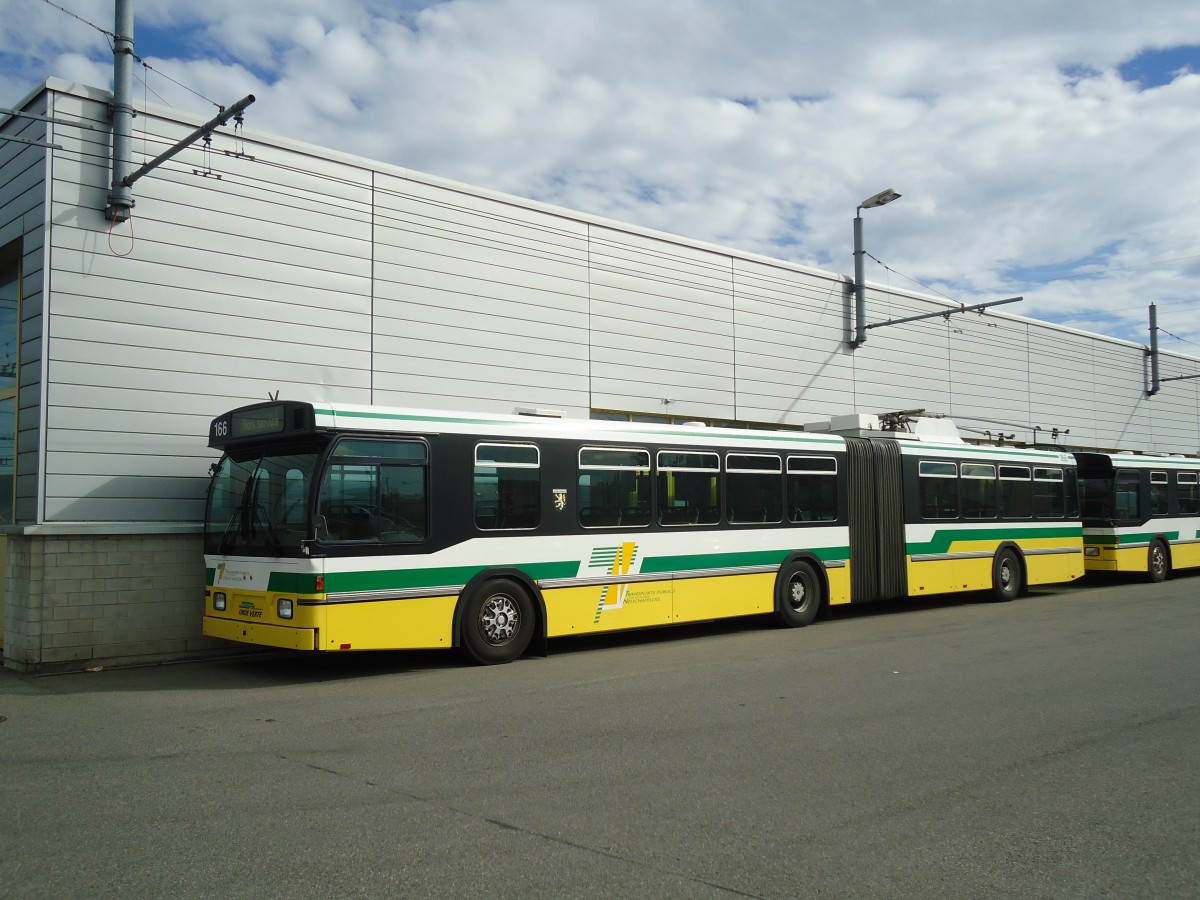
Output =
[{"x1": 12, "y1": 78, "x2": 1200, "y2": 528}]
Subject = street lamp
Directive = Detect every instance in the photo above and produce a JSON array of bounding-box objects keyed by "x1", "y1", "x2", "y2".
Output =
[{"x1": 851, "y1": 188, "x2": 901, "y2": 347}]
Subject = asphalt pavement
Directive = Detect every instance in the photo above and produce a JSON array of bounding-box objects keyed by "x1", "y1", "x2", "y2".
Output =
[{"x1": 2, "y1": 572, "x2": 1197, "y2": 899}]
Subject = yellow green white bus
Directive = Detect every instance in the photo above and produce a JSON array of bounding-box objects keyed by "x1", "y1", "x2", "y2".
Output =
[
  {"x1": 203, "y1": 401, "x2": 1084, "y2": 664},
  {"x1": 1075, "y1": 451, "x2": 1200, "y2": 581}
]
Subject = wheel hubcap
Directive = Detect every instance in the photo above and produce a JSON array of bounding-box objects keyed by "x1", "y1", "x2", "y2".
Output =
[
  {"x1": 789, "y1": 577, "x2": 808, "y2": 612},
  {"x1": 1000, "y1": 562, "x2": 1013, "y2": 589},
  {"x1": 480, "y1": 594, "x2": 520, "y2": 645}
]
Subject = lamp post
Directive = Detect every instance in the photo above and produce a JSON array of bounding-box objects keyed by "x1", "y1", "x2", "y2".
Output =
[{"x1": 851, "y1": 187, "x2": 901, "y2": 347}]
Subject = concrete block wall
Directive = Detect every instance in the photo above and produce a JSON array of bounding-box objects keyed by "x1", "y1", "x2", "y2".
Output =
[{"x1": 2, "y1": 532, "x2": 219, "y2": 672}]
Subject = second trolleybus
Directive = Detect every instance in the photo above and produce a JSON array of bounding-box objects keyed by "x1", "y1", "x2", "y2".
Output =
[
  {"x1": 1075, "y1": 451, "x2": 1200, "y2": 581},
  {"x1": 202, "y1": 401, "x2": 1085, "y2": 664}
]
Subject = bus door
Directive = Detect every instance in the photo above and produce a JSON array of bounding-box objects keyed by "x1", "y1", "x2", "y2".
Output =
[{"x1": 845, "y1": 438, "x2": 907, "y2": 602}]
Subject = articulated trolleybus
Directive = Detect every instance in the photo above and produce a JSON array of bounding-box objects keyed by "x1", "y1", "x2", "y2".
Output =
[{"x1": 203, "y1": 401, "x2": 1084, "y2": 664}]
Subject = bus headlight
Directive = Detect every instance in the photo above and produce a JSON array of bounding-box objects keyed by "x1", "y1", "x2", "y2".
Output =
[
  {"x1": 277, "y1": 598, "x2": 294, "y2": 619},
  {"x1": 213, "y1": 591, "x2": 227, "y2": 611},
  {"x1": 1084, "y1": 547, "x2": 1100, "y2": 557}
]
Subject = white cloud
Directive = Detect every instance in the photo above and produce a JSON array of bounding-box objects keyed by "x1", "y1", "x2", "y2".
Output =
[{"x1": 4, "y1": 0, "x2": 1200, "y2": 347}]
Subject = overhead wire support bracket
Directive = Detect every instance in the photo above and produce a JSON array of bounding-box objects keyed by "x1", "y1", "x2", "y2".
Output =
[
  {"x1": 0, "y1": 106, "x2": 97, "y2": 131},
  {"x1": 120, "y1": 93, "x2": 256, "y2": 190},
  {"x1": 864, "y1": 296, "x2": 1023, "y2": 332},
  {"x1": 1, "y1": 105, "x2": 96, "y2": 151},
  {"x1": 0, "y1": 134, "x2": 64, "y2": 150}
]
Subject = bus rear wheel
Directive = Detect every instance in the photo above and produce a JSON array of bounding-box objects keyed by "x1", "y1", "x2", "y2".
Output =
[
  {"x1": 990, "y1": 549, "x2": 1021, "y2": 602},
  {"x1": 1147, "y1": 539, "x2": 1170, "y2": 583},
  {"x1": 460, "y1": 578, "x2": 535, "y2": 665},
  {"x1": 776, "y1": 561, "x2": 822, "y2": 628}
]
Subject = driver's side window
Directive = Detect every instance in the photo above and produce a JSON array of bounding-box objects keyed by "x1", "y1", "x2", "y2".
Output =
[{"x1": 318, "y1": 439, "x2": 428, "y2": 543}]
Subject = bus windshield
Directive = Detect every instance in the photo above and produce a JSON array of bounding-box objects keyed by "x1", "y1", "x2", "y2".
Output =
[{"x1": 205, "y1": 450, "x2": 321, "y2": 555}]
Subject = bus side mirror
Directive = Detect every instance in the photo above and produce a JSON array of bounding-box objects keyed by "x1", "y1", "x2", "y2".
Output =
[{"x1": 312, "y1": 514, "x2": 329, "y2": 541}]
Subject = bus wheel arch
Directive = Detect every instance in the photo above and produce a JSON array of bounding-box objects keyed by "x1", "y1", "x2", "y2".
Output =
[
  {"x1": 990, "y1": 544, "x2": 1024, "y2": 602},
  {"x1": 774, "y1": 554, "x2": 827, "y2": 628},
  {"x1": 1147, "y1": 538, "x2": 1170, "y2": 583},
  {"x1": 455, "y1": 570, "x2": 546, "y2": 664}
]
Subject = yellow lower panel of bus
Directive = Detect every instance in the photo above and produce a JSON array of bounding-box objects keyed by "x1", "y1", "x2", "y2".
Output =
[
  {"x1": 672, "y1": 572, "x2": 775, "y2": 622},
  {"x1": 204, "y1": 615, "x2": 317, "y2": 651},
  {"x1": 827, "y1": 564, "x2": 851, "y2": 606},
  {"x1": 1171, "y1": 541, "x2": 1200, "y2": 571},
  {"x1": 545, "y1": 580, "x2": 674, "y2": 637},
  {"x1": 908, "y1": 540, "x2": 1083, "y2": 596},
  {"x1": 1084, "y1": 545, "x2": 1149, "y2": 572},
  {"x1": 1024, "y1": 548, "x2": 1085, "y2": 586},
  {"x1": 1087, "y1": 541, "x2": 1200, "y2": 574},
  {"x1": 321, "y1": 595, "x2": 456, "y2": 651}
]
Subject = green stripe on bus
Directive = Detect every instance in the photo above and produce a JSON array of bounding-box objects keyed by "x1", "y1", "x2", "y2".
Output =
[
  {"x1": 267, "y1": 572, "x2": 323, "y2": 593},
  {"x1": 906, "y1": 525, "x2": 1082, "y2": 555},
  {"x1": 323, "y1": 560, "x2": 580, "y2": 594},
  {"x1": 641, "y1": 546, "x2": 849, "y2": 574},
  {"x1": 1084, "y1": 531, "x2": 1179, "y2": 547}
]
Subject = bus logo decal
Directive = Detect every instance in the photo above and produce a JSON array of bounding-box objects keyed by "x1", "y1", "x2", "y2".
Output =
[
  {"x1": 588, "y1": 542, "x2": 640, "y2": 622},
  {"x1": 553, "y1": 489, "x2": 567, "y2": 511}
]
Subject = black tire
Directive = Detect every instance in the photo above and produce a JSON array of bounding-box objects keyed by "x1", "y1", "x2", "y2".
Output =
[
  {"x1": 776, "y1": 561, "x2": 822, "y2": 628},
  {"x1": 990, "y1": 549, "x2": 1021, "y2": 602},
  {"x1": 460, "y1": 578, "x2": 535, "y2": 665},
  {"x1": 1147, "y1": 539, "x2": 1169, "y2": 584}
]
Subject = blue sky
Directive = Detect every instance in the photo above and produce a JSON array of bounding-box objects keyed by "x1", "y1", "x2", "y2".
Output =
[{"x1": 3, "y1": 0, "x2": 1200, "y2": 352}]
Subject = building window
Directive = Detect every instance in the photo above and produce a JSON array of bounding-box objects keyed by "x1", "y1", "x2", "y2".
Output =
[{"x1": 0, "y1": 242, "x2": 19, "y2": 526}]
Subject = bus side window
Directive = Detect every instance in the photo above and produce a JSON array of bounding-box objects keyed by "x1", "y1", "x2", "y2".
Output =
[
  {"x1": 656, "y1": 450, "x2": 719, "y2": 527},
  {"x1": 1179, "y1": 473, "x2": 1199, "y2": 516},
  {"x1": 786, "y1": 456, "x2": 838, "y2": 523},
  {"x1": 961, "y1": 463, "x2": 997, "y2": 519},
  {"x1": 1033, "y1": 467, "x2": 1065, "y2": 519},
  {"x1": 919, "y1": 461, "x2": 958, "y2": 519},
  {"x1": 1114, "y1": 471, "x2": 1140, "y2": 520},
  {"x1": 578, "y1": 447, "x2": 651, "y2": 529},
  {"x1": 1149, "y1": 471, "x2": 1169, "y2": 516},
  {"x1": 726, "y1": 453, "x2": 782, "y2": 524},
  {"x1": 999, "y1": 466, "x2": 1032, "y2": 519},
  {"x1": 475, "y1": 443, "x2": 540, "y2": 531}
]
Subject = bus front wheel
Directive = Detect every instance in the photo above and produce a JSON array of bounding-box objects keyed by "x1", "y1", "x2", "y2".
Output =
[
  {"x1": 1147, "y1": 539, "x2": 1170, "y2": 583},
  {"x1": 776, "y1": 561, "x2": 822, "y2": 628},
  {"x1": 460, "y1": 578, "x2": 535, "y2": 665}
]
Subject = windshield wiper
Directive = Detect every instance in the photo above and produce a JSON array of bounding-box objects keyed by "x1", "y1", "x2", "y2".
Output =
[{"x1": 217, "y1": 501, "x2": 243, "y2": 554}]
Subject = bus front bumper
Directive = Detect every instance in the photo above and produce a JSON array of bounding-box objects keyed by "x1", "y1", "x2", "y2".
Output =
[{"x1": 203, "y1": 615, "x2": 317, "y2": 650}]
